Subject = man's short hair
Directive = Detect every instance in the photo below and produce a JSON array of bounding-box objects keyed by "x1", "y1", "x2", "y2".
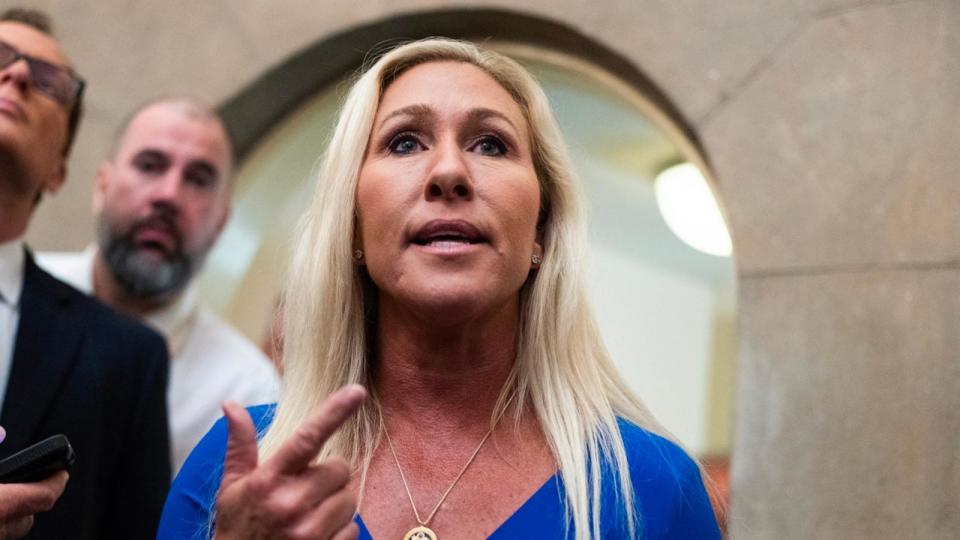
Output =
[
  {"x1": 0, "y1": 7, "x2": 83, "y2": 157},
  {"x1": 112, "y1": 96, "x2": 236, "y2": 170}
]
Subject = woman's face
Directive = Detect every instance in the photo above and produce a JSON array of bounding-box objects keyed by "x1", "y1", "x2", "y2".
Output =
[{"x1": 356, "y1": 61, "x2": 542, "y2": 319}]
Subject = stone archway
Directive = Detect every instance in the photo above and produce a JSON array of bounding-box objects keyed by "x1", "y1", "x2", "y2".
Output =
[{"x1": 217, "y1": 8, "x2": 706, "y2": 165}]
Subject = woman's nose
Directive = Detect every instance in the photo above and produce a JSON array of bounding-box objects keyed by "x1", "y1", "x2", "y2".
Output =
[{"x1": 424, "y1": 141, "x2": 473, "y2": 201}]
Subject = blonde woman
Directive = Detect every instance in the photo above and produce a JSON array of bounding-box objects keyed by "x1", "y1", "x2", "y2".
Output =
[{"x1": 158, "y1": 38, "x2": 720, "y2": 540}]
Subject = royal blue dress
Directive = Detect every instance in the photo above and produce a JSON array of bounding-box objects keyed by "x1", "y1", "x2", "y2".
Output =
[{"x1": 157, "y1": 405, "x2": 720, "y2": 539}]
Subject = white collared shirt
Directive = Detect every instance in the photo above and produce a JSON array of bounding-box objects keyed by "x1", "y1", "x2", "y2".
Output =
[
  {"x1": 38, "y1": 246, "x2": 280, "y2": 473},
  {"x1": 0, "y1": 238, "x2": 24, "y2": 408}
]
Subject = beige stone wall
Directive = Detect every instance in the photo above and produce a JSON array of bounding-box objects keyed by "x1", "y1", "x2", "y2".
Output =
[{"x1": 19, "y1": 1, "x2": 958, "y2": 537}]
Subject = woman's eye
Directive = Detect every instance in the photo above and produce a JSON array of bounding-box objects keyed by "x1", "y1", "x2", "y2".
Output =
[
  {"x1": 388, "y1": 134, "x2": 423, "y2": 155},
  {"x1": 473, "y1": 136, "x2": 507, "y2": 157}
]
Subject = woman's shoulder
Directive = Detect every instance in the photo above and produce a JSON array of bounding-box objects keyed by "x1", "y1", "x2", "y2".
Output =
[
  {"x1": 615, "y1": 418, "x2": 700, "y2": 480},
  {"x1": 188, "y1": 403, "x2": 278, "y2": 459},
  {"x1": 610, "y1": 417, "x2": 721, "y2": 539},
  {"x1": 241, "y1": 403, "x2": 278, "y2": 438}
]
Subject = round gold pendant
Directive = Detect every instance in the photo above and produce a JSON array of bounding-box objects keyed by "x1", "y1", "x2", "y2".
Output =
[{"x1": 403, "y1": 525, "x2": 437, "y2": 540}]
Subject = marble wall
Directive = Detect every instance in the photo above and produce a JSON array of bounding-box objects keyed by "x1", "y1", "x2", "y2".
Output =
[{"x1": 19, "y1": 0, "x2": 958, "y2": 537}]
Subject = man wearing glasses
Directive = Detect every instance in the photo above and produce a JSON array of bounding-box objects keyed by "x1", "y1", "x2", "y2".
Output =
[{"x1": 0, "y1": 8, "x2": 171, "y2": 539}]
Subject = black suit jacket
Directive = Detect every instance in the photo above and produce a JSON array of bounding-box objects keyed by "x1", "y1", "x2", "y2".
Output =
[{"x1": 0, "y1": 253, "x2": 171, "y2": 539}]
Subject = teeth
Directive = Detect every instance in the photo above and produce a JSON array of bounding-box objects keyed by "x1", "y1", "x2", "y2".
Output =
[
  {"x1": 423, "y1": 233, "x2": 471, "y2": 243},
  {"x1": 426, "y1": 238, "x2": 471, "y2": 246},
  {"x1": 426, "y1": 240, "x2": 471, "y2": 250},
  {"x1": 413, "y1": 228, "x2": 485, "y2": 246}
]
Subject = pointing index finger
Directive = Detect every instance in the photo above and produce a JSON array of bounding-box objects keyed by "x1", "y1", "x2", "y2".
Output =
[{"x1": 267, "y1": 384, "x2": 366, "y2": 474}]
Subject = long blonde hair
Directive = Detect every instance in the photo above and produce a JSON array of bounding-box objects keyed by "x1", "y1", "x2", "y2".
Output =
[{"x1": 260, "y1": 38, "x2": 672, "y2": 539}]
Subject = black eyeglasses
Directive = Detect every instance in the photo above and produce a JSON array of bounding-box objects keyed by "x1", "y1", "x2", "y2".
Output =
[{"x1": 0, "y1": 39, "x2": 84, "y2": 107}]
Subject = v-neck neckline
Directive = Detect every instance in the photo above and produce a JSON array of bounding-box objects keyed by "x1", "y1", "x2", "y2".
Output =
[{"x1": 354, "y1": 472, "x2": 562, "y2": 539}]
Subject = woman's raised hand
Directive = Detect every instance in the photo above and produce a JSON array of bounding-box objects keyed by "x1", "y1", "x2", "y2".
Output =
[{"x1": 213, "y1": 385, "x2": 366, "y2": 540}]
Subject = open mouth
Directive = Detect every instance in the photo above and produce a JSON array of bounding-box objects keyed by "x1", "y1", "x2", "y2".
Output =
[
  {"x1": 130, "y1": 219, "x2": 181, "y2": 257},
  {"x1": 412, "y1": 232, "x2": 484, "y2": 247},
  {"x1": 411, "y1": 219, "x2": 488, "y2": 247},
  {"x1": 134, "y1": 232, "x2": 175, "y2": 256},
  {"x1": 139, "y1": 239, "x2": 171, "y2": 252}
]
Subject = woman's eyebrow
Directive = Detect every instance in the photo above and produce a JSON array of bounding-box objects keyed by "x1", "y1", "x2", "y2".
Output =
[
  {"x1": 375, "y1": 104, "x2": 434, "y2": 131},
  {"x1": 466, "y1": 107, "x2": 518, "y2": 132},
  {"x1": 375, "y1": 105, "x2": 519, "y2": 133}
]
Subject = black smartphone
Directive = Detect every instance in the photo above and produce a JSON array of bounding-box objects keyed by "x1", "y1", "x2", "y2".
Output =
[{"x1": 0, "y1": 434, "x2": 76, "y2": 484}]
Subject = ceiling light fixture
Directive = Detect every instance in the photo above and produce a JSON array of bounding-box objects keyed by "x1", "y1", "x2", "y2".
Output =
[{"x1": 654, "y1": 162, "x2": 732, "y2": 257}]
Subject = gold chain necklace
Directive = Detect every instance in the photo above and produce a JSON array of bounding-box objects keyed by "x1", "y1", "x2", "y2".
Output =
[{"x1": 380, "y1": 393, "x2": 515, "y2": 540}]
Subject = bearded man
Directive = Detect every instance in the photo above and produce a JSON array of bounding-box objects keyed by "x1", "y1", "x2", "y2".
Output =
[{"x1": 40, "y1": 97, "x2": 279, "y2": 473}]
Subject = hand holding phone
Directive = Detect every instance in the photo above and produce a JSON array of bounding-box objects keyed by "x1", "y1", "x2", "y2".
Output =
[{"x1": 0, "y1": 435, "x2": 75, "y2": 484}]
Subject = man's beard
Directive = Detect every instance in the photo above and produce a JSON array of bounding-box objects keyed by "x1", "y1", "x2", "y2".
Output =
[{"x1": 97, "y1": 214, "x2": 205, "y2": 303}]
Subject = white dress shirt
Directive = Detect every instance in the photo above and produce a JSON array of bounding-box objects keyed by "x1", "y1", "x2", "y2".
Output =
[
  {"x1": 37, "y1": 246, "x2": 280, "y2": 473},
  {"x1": 0, "y1": 238, "x2": 24, "y2": 408}
]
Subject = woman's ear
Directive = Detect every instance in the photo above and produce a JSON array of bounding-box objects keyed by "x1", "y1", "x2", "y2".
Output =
[
  {"x1": 352, "y1": 213, "x2": 365, "y2": 265},
  {"x1": 531, "y1": 241, "x2": 543, "y2": 269}
]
